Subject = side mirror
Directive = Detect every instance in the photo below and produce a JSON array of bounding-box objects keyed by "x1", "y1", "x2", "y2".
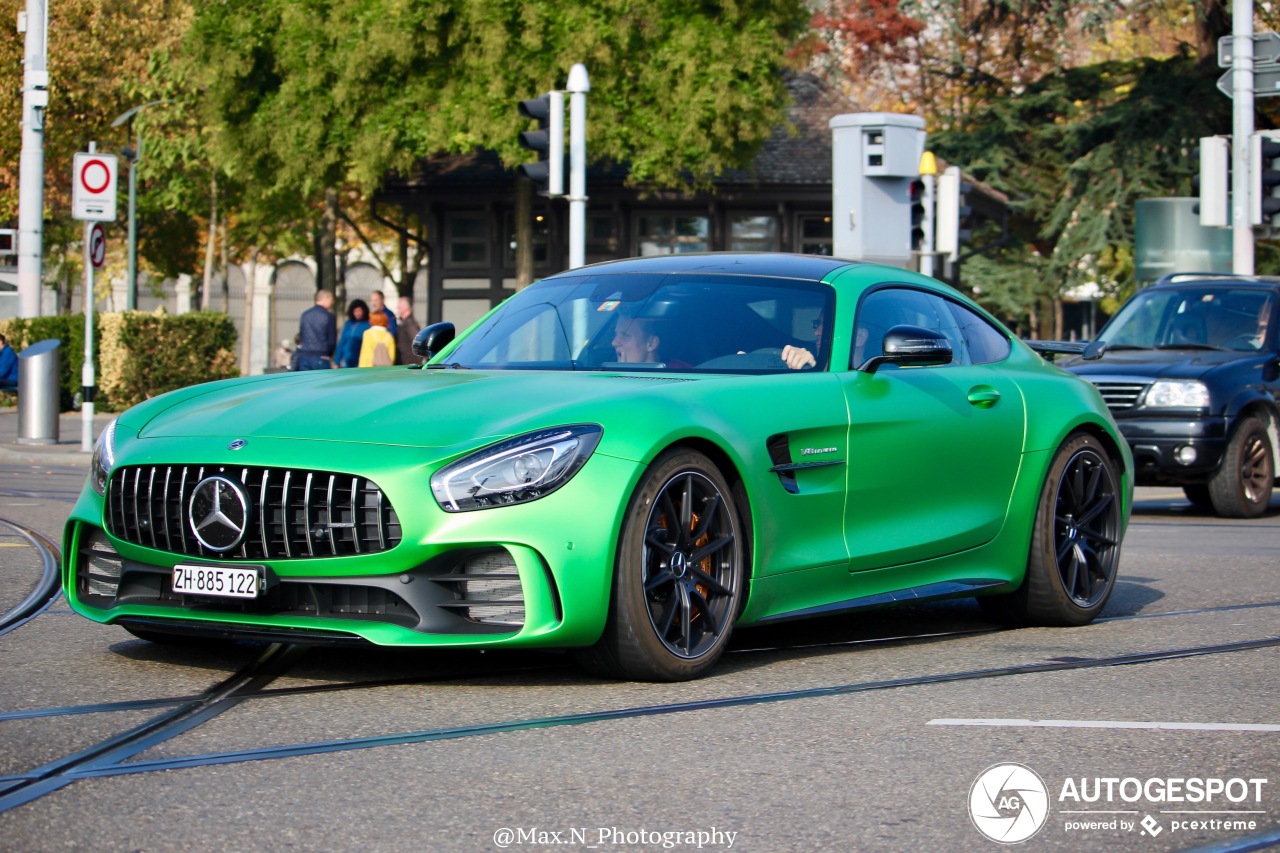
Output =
[
  {"x1": 412, "y1": 322, "x2": 456, "y2": 360},
  {"x1": 861, "y1": 325, "x2": 953, "y2": 373},
  {"x1": 1082, "y1": 340, "x2": 1108, "y2": 360}
]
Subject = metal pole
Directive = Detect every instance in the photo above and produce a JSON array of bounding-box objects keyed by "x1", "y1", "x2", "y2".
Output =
[
  {"x1": 126, "y1": 127, "x2": 139, "y2": 310},
  {"x1": 566, "y1": 64, "x2": 589, "y2": 270},
  {"x1": 17, "y1": 0, "x2": 48, "y2": 318},
  {"x1": 1232, "y1": 0, "x2": 1255, "y2": 274},
  {"x1": 82, "y1": 221, "x2": 96, "y2": 451}
]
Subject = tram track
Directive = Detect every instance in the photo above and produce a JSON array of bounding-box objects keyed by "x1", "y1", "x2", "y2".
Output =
[{"x1": 0, "y1": 519, "x2": 62, "y2": 639}]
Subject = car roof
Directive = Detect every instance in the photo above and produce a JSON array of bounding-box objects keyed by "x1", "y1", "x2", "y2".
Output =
[
  {"x1": 1149, "y1": 272, "x2": 1280, "y2": 290},
  {"x1": 541, "y1": 252, "x2": 859, "y2": 282}
]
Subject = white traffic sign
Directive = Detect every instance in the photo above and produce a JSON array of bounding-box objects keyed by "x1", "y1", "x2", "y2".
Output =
[
  {"x1": 89, "y1": 223, "x2": 106, "y2": 269},
  {"x1": 72, "y1": 152, "x2": 118, "y2": 221}
]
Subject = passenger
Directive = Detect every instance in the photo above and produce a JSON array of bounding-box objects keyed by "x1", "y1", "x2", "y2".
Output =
[{"x1": 611, "y1": 317, "x2": 691, "y2": 368}]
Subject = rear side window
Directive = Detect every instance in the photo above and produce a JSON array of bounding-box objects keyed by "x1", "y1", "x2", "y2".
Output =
[{"x1": 945, "y1": 300, "x2": 1011, "y2": 365}]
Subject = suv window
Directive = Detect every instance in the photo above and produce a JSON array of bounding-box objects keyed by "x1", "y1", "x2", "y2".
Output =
[{"x1": 1103, "y1": 286, "x2": 1275, "y2": 352}]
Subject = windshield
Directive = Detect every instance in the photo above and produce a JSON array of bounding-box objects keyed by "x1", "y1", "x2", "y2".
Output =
[
  {"x1": 1100, "y1": 286, "x2": 1275, "y2": 352},
  {"x1": 439, "y1": 272, "x2": 834, "y2": 373}
]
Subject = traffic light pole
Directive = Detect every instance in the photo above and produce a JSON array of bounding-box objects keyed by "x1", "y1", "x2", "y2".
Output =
[
  {"x1": 17, "y1": 0, "x2": 48, "y2": 319},
  {"x1": 566, "y1": 64, "x2": 589, "y2": 270},
  {"x1": 1232, "y1": 0, "x2": 1256, "y2": 274}
]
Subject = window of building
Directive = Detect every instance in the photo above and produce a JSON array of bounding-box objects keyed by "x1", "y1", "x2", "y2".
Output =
[
  {"x1": 504, "y1": 212, "x2": 550, "y2": 266},
  {"x1": 586, "y1": 213, "x2": 620, "y2": 263},
  {"x1": 636, "y1": 214, "x2": 709, "y2": 255},
  {"x1": 798, "y1": 215, "x2": 834, "y2": 256},
  {"x1": 730, "y1": 214, "x2": 779, "y2": 252},
  {"x1": 446, "y1": 213, "x2": 490, "y2": 268}
]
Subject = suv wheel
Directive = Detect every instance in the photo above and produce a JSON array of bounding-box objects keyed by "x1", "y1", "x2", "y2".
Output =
[{"x1": 1208, "y1": 416, "x2": 1275, "y2": 518}]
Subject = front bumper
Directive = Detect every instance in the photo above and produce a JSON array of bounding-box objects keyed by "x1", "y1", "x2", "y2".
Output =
[
  {"x1": 63, "y1": 441, "x2": 641, "y2": 649},
  {"x1": 1113, "y1": 414, "x2": 1228, "y2": 485}
]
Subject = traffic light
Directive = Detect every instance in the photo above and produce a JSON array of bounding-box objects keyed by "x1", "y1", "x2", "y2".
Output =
[
  {"x1": 1250, "y1": 131, "x2": 1280, "y2": 229},
  {"x1": 910, "y1": 178, "x2": 927, "y2": 252},
  {"x1": 517, "y1": 91, "x2": 564, "y2": 196},
  {"x1": 935, "y1": 166, "x2": 972, "y2": 260},
  {"x1": 1192, "y1": 136, "x2": 1230, "y2": 227}
]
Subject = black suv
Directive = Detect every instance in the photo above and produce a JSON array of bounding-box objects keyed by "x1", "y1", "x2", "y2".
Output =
[{"x1": 1064, "y1": 273, "x2": 1278, "y2": 517}]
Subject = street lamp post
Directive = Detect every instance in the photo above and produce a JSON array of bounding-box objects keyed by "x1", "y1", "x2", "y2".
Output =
[{"x1": 111, "y1": 99, "x2": 171, "y2": 310}]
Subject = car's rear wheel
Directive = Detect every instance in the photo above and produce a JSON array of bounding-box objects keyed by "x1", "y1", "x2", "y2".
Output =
[
  {"x1": 575, "y1": 449, "x2": 744, "y2": 681},
  {"x1": 1208, "y1": 416, "x2": 1274, "y2": 518},
  {"x1": 980, "y1": 433, "x2": 1122, "y2": 626}
]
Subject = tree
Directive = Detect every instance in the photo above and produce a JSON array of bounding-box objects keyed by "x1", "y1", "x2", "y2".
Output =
[{"x1": 177, "y1": 0, "x2": 811, "y2": 222}]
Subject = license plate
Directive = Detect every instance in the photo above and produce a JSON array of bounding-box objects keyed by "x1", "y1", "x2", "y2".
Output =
[{"x1": 172, "y1": 564, "x2": 261, "y2": 599}]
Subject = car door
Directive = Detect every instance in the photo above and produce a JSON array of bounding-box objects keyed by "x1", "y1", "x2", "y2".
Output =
[{"x1": 839, "y1": 286, "x2": 1025, "y2": 572}]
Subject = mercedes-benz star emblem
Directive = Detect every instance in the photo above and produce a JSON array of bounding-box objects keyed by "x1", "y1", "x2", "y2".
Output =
[
  {"x1": 189, "y1": 475, "x2": 251, "y2": 552},
  {"x1": 229, "y1": 439, "x2": 247, "y2": 450}
]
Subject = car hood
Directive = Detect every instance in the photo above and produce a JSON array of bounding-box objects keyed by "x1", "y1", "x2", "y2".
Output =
[
  {"x1": 1064, "y1": 349, "x2": 1249, "y2": 381},
  {"x1": 132, "y1": 367, "x2": 698, "y2": 449}
]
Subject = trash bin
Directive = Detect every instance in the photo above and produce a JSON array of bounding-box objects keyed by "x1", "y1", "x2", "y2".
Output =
[{"x1": 17, "y1": 339, "x2": 60, "y2": 445}]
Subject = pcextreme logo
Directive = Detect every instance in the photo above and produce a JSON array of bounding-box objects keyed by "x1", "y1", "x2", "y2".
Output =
[{"x1": 969, "y1": 763, "x2": 1051, "y2": 844}]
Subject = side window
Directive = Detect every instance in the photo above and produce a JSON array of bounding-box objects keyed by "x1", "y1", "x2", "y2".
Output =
[
  {"x1": 945, "y1": 300, "x2": 1011, "y2": 365},
  {"x1": 853, "y1": 287, "x2": 965, "y2": 368}
]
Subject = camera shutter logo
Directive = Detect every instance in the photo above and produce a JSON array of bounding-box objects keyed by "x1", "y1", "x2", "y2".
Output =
[
  {"x1": 969, "y1": 763, "x2": 1050, "y2": 844},
  {"x1": 189, "y1": 475, "x2": 250, "y2": 552}
]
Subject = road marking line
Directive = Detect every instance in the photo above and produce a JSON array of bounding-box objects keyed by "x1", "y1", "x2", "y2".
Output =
[{"x1": 928, "y1": 718, "x2": 1280, "y2": 732}]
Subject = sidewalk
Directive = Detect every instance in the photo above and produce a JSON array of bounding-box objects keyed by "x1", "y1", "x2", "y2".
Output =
[{"x1": 0, "y1": 409, "x2": 115, "y2": 467}]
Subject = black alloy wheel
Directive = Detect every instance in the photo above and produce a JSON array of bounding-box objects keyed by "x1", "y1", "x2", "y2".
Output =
[
  {"x1": 980, "y1": 433, "x2": 1122, "y2": 626},
  {"x1": 575, "y1": 449, "x2": 744, "y2": 681}
]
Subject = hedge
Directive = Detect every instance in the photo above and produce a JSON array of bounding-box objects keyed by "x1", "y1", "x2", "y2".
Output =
[{"x1": 0, "y1": 310, "x2": 240, "y2": 412}]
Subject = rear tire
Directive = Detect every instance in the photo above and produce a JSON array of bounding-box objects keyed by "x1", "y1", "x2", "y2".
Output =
[
  {"x1": 979, "y1": 433, "x2": 1122, "y2": 626},
  {"x1": 1208, "y1": 416, "x2": 1274, "y2": 518},
  {"x1": 575, "y1": 449, "x2": 744, "y2": 681}
]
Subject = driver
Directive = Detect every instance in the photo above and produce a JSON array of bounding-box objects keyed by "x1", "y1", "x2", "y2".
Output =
[
  {"x1": 781, "y1": 315, "x2": 823, "y2": 370},
  {"x1": 612, "y1": 316, "x2": 662, "y2": 363}
]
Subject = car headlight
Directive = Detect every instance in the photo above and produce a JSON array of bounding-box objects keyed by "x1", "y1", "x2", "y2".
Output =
[
  {"x1": 90, "y1": 418, "x2": 118, "y2": 496},
  {"x1": 1145, "y1": 380, "x2": 1210, "y2": 408},
  {"x1": 431, "y1": 425, "x2": 603, "y2": 512}
]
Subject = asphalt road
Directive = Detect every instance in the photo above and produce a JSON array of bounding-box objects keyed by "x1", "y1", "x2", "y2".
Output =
[{"x1": 0, "y1": 465, "x2": 1276, "y2": 853}]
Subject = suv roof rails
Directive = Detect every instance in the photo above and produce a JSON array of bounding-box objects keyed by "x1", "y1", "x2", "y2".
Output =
[{"x1": 1151, "y1": 271, "x2": 1280, "y2": 287}]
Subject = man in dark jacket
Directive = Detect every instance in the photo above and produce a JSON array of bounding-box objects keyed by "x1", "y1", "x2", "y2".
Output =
[
  {"x1": 396, "y1": 295, "x2": 423, "y2": 364},
  {"x1": 0, "y1": 335, "x2": 17, "y2": 390},
  {"x1": 296, "y1": 289, "x2": 336, "y2": 370}
]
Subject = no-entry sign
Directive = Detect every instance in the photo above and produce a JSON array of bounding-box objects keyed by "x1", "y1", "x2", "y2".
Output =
[{"x1": 72, "y1": 152, "x2": 119, "y2": 221}]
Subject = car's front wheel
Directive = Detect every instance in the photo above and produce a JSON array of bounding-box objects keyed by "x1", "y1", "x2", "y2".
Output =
[
  {"x1": 1208, "y1": 416, "x2": 1274, "y2": 518},
  {"x1": 980, "y1": 433, "x2": 1122, "y2": 626},
  {"x1": 576, "y1": 449, "x2": 744, "y2": 681}
]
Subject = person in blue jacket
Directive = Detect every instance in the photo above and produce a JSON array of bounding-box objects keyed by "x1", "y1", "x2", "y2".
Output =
[
  {"x1": 334, "y1": 299, "x2": 370, "y2": 368},
  {"x1": 0, "y1": 335, "x2": 17, "y2": 391}
]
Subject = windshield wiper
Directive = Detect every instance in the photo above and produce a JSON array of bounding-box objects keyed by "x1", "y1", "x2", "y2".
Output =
[
  {"x1": 1099, "y1": 345, "x2": 1151, "y2": 351},
  {"x1": 424, "y1": 362, "x2": 471, "y2": 369},
  {"x1": 1154, "y1": 344, "x2": 1223, "y2": 351}
]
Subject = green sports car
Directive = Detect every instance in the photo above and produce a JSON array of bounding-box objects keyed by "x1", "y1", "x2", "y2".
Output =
[{"x1": 64, "y1": 253, "x2": 1132, "y2": 680}]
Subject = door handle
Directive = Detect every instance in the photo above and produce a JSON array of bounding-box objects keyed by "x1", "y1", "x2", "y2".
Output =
[{"x1": 967, "y1": 386, "x2": 1001, "y2": 408}]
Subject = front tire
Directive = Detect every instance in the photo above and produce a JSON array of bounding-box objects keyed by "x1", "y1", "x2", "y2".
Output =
[
  {"x1": 980, "y1": 433, "x2": 1122, "y2": 626},
  {"x1": 576, "y1": 450, "x2": 744, "y2": 681},
  {"x1": 1208, "y1": 416, "x2": 1274, "y2": 518}
]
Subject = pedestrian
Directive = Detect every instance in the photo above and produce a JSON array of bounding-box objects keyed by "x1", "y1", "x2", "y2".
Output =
[
  {"x1": 0, "y1": 334, "x2": 16, "y2": 391},
  {"x1": 295, "y1": 289, "x2": 336, "y2": 370},
  {"x1": 334, "y1": 299, "x2": 370, "y2": 368},
  {"x1": 359, "y1": 310, "x2": 397, "y2": 367},
  {"x1": 369, "y1": 290, "x2": 397, "y2": 338},
  {"x1": 395, "y1": 295, "x2": 422, "y2": 364}
]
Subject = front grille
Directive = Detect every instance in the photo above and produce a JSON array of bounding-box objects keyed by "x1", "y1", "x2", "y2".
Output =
[
  {"x1": 1088, "y1": 380, "x2": 1150, "y2": 410},
  {"x1": 105, "y1": 465, "x2": 402, "y2": 560}
]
